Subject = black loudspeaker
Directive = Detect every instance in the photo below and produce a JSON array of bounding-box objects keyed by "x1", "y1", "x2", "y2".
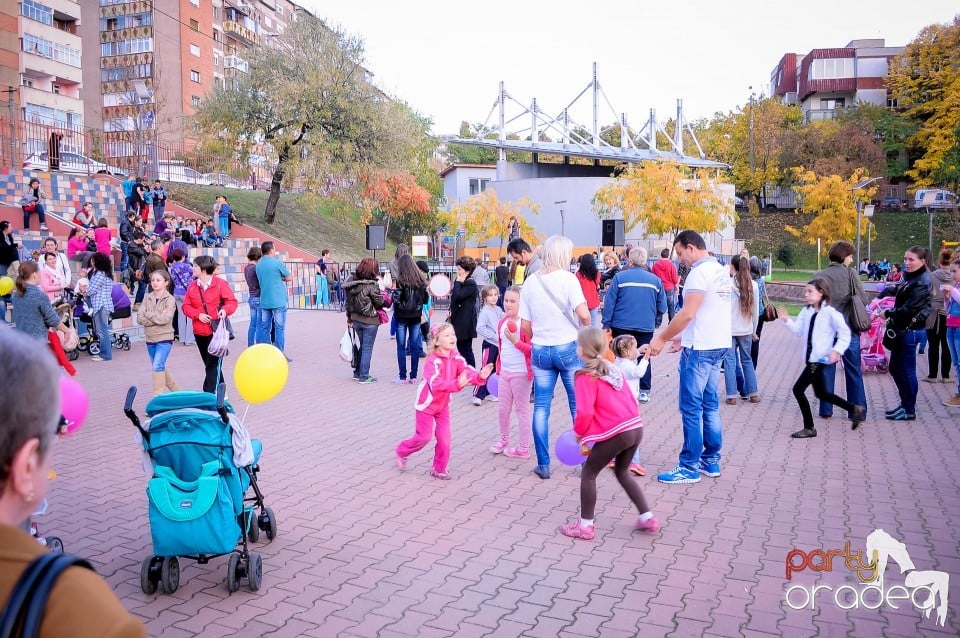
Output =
[
  {"x1": 365, "y1": 225, "x2": 386, "y2": 251},
  {"x1": 602, "y1": 219, "x2": 625, "y2": 246}
]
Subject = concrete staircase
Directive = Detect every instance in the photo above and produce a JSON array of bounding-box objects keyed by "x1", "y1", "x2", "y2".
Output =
[{"x1": 1, "y1": 167, "x2": 320, "y2": 341}]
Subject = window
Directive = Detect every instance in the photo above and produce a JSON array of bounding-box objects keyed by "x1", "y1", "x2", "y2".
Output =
[
  {"x1": 20, "y1": 0, "x2": 53, "y2": 25},
  {"x1": 190, "y1": 0, "x2": 199, "y2": 5},
  {"x1": 190, "y1": 70, "x2": 200, "y2": 83},
  {"x1": 810, "y1": 57, "x2": 854, "y2": 80},
  {"x1": 212, "y1": 29, "x2": 221, "y2": 43},
  {"x1": 821, "y1": 98, "x2": 845, "y2": 111},
  {"x1": 189, "y1": 19, "x2": 199, "y2": 31},
  {"x1": 213, "y1": 53, "x2": 220, "y2": 67},
  {"x1": 23, "y1": 34, "x2": 82, "y2": 67},
  {"x1": 190, "y1": 43, "x2": 200, "y2": 56},
  {"x1": 100, "y1": 37, "x2": 152, "y2": 56},
  {"x1": 468, "y1": 178, "x2": 490, "y2": 196},
  {"x1": 20, "y1": 75, "x2": 33, "y2": 88},
  {"x1": 192, "y1": 96, "x2": 201, "y2": 107},
  {"x1": 886, "y1": 96, "x2": 899, "y2": 109},
  {"x1": 52, "y1": 85, "x2": 60, "y2": 94}
]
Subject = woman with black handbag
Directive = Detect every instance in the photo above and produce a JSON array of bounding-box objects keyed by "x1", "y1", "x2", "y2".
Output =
[{"x1": 883, "y1": 246, "x2": 932, "y2": 421}]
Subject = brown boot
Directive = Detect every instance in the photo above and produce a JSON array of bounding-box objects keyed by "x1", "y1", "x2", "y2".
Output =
[
  {"x1": 164, "y1": 370, "x2": 179, "y2": 392},
  {"x1": 152, "y1": 372, "x2": 168, "y2": 396}
]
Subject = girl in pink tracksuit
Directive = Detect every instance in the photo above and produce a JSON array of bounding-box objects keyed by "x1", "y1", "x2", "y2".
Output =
[
  {"x1": 489, "y1": 286, "x2": 533, "y2": 458},
  {"x1": 396, "y1": 322, "x2": 493, "y2": 479},
  {"x1": 560, "y1": 327, "x2": 660, "y2": 541}
]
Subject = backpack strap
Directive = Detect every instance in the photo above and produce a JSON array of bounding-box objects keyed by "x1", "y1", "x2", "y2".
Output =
[{"x1": 0, "y1": 553, "x2": 93, "y2": 638}]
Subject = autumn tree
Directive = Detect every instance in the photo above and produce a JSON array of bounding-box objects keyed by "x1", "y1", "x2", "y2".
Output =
[
  {"x1": 592, "y1": 161, "x2": 735, "y2": 239},
  {"x1": 448, "y1": 189, "x2": 541, "y2": 257},
  {"x1": 837, "y1": 104, "x2": 918, "y2": 178},
  {"x1": 194, "y1": 16, "x2": 419, "y2": 223},
  {"x1": 778, "y1": 117, "x2": 886, "y2": 179},
  {"x1": 447, "y1": 122, "x2": 498, "y2": 164},
  {"x1": 361, "y1": 172, "x2": 432, "y2": 236},
  {"x1": 887, "y1": 15, "x2": 960, "y2": 191},
  {"x1": 787, "y1": 168, "x2": 877, "y2": 248}
]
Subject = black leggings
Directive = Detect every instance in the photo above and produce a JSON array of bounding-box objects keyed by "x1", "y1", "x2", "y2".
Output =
[
  {"x1": 926, "y1": 314, "x2": 952, "y2": 380},
  {"x1": 456, "y1": 338, "x2": 476, "y2": 367},
  {"x1": 581, "y1": 429, "x2": 650, "y2": 519},
  {"x1": 195, "y1": 334, "x2": 224, "y2": 394},
  {"x1": 793, "y1": 363, "x2": 855, "y2": 430}
]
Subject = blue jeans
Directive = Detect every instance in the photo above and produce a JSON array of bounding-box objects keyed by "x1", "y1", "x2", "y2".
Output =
[
  {"x1": 396, "y1": 319, "x2": 423, "y2": 380},
  {"x1": 146, "y1": 341, "x2": 172, "y2": 371},
  {"x1": 889, "y1": 330, "x2": 919, "y2": 413},
  {"x1": 947, "y1": 327, "x2": 960, "y2": 396},
  {"x1": 589, "y1": 307, "x2": 600, "y2": 327},
  {"x1": 247, "y1": 297, "x2": 260, "y2": 347},
  {"x1": 0, "y1": 264, "x2": 7, "y2": 324},
  {"x1": 353, "y1": 321, "x2": 378, "y2": 378},
  {"x1": 258, "y1": 306, "x2": 287, "y2": 352},
  {"x1": 677, "y1": 347, "x2": 724, "y2": 472},
  {"x1": 819, "y1": 333, "x2": 867, "y2": 418},
  {"x1": 531, "y1": 341, "x2": 581, "y2": 466},
  {"x1": 93, "y1": 307, "x2": 112, "y2": 360},
  {"x1": 657, "y1": 289, "x2": 678, "y2": 327},
  {"x1": 218, "y1": 216, "x2": 230, "y2": 238},
  {"x1": 120, "y1": 242, "x2": 129, "y2": 273},
  {"x1": 22, "y1": 203, "x2": 46, "y2": 229},
  {"x1": 723, "y1": 336, "x2": 758, "y2": 398}
]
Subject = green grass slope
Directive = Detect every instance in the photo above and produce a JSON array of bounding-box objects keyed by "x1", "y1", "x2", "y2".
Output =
[
  {"x1": 738, "y1": 209, "x2": 960, "y2": 269},
  {"x1": 165, "y1": 185, "x2": 394, "y2": 262}
]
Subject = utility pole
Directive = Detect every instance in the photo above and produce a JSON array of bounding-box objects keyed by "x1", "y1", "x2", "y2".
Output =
[
  {"x1": 748, "y1": 87, "x2": 755, "y2": 175},
  {"x1": 5, "y1": 87, "x2": 18, "y2": 168},
  {"x1": 555, "y1": 200, "x2": 567, "y2": 237}
]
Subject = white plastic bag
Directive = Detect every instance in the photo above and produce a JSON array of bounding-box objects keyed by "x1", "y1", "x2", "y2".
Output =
[
  {"x1": 339, "y1": 328, "x2": 353, "y2": 362},
  {"x1": 207, "y1": 312, "x2": 231, "y2": 358}
]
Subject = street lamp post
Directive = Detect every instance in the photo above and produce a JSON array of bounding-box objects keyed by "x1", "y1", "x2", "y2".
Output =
[
  {"x1": 555, "y1": 200, "x2": 567, "y2": 237},
  {"x1": 851, "y1": 178, "x2": 879, "y2": 266}
]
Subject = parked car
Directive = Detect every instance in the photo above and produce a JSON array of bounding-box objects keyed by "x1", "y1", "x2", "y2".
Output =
[
  {"x1": 202, "y1": 172, "x2": 242, "y2": 189},
  {"x1": 23, "y1": 151, "x2": 127, "y2": 177},
  {"x1": 880, "y1": 197, "x2": 904, "y2": 210},
  {"x1": 913, "y1": 189, "x2": 957, "y2": 209},
  {"x1": 156, "y1": 162, "x2": 205, "y2": 185}
]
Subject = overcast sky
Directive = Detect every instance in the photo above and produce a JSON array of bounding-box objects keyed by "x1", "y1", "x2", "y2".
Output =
[{"x1": 299, "y1": 0, "x2": 956, "y2": 136}]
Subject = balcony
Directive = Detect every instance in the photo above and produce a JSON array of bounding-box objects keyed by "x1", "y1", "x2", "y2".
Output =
[
  {"x1": 22, "y1": 52, "x2": 82, "y2": 85},
  {"x1": 222, "y1": 20, "x2": 260, "y2": 46},
  {"x1": 804, "y1": 109, "x2": 838, "y2": 122},
  {"x1": 223, "y1": 54, "x2": 249, "y2": 73}
]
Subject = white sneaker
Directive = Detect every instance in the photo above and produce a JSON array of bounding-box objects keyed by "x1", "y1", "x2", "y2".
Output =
[
  {"x1": 471, "y1": 397, "x2": 482, "y2": 406},
  {"x1": 638, "y1": 392, "x2": 650, "y2": 403},
  {"x1": 485, "y1": 395, "x2": 499, "y2": 402}
]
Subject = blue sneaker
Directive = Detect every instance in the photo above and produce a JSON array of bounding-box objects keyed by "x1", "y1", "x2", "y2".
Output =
[
  {"x1": 534, "y1": 465, "x2": 551, "y2": 480},
  {"x1": 700, "y1": 461, "x2": 721, "y2": 478},
  {"x1": 657, "y1": 465, "x2": 701, "y2": 484}
]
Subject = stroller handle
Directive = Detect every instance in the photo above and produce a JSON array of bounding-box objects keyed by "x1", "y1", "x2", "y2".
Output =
[
  {"x1": 216, "y1": 383, "x2": 229, "y2": 424},
  {"x1": 123, "y1": 385, "x2": 150, "y2": 442}
]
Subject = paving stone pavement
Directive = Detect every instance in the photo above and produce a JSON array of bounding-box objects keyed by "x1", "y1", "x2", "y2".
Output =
[{"x1": 42, "y1": 310, "x2": 960, "y2": 637}]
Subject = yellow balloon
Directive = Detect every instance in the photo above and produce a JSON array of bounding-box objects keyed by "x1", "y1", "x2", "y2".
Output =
[
  {"x1": 234, "y1": 344, "x2": 289, "y2": 404},
  {"x1": 0, "y1": 276, "x2": 13, "y2": 296}
]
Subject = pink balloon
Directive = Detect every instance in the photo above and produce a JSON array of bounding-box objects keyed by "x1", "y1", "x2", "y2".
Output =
[{"x1": 59, "y1": 376, "x2": 89, "y2": 434}]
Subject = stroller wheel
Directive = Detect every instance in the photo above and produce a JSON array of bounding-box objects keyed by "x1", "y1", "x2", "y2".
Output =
[
  {"x1": 140, "y1": 556, "x2": 159, "y2": 595},
  {"x1": 247, "y1": 510, "x2": 260, "y2": 543},
  {"x1": 46, "y1": 537, "x2": 64, "y2": 555},
  {"x1": 122, "y1": 339, "x2": 131, "y2": 351},
  {"x1": 66, "y1": 349, "x2": 79, "y2": 361},
  {"x1": 247, "y1": 552, "x2": 263, "y2": 592},
  {"x1": 160, "y1": 556, "x2": 180, "y2": 594},
  {"x1": 226, "y1": 553, "x2": 241, "y2": 593},
  {"x1": 88, "y1": 341, "x2": 101, "y2": 356},
  {"x1": 876, "y1": 359, "x2": 889, "y2": 373},
  {"x1": 263, "y1": 506, "x2": 277, "y2": 541}
]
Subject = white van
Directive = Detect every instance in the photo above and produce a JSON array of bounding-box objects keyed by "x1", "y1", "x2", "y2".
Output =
[
  {"x1": 914, "y1": 189, "x2": 957, "y2": 209},
  {"x1": 156, "y1": 161, "x2": 205, "y2": 185}
]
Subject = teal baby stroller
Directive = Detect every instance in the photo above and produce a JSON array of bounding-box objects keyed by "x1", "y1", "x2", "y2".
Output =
[{"x1": 123, "y1": 384, "x2": 277, "y2": 594}]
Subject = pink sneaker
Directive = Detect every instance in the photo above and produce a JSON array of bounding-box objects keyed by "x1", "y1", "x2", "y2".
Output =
[
  {"x1": 490, "y1": 439, "x2": 509, "y2": 454},
  {"x1": 430, "y1": 470, "x2": 451, "y2": 480},
  {"x1": 503, "y1": 446, "x2": 530, "y2": 459},
  {"x1": 636, "y1": 515, "x2": 661, "y2": 532},
  {"x1": 560, "y1": 520, "x2": 595, "y2": 540},
  {"x1": 396, "y1": 455, "x2": 407, "y2": 471}
]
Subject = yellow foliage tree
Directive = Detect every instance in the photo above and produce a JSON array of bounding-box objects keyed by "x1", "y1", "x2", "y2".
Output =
[
  {"x1": 448, "y1": 189, "x2": 542, "y2": 257},
  {"x1": 787, "y1": 168, "x2": 877, "y2": 248},
  {"x1": 592, "y1": 161, "x2": 735, "y2": 239}
]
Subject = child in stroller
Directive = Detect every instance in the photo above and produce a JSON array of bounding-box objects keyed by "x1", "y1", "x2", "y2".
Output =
[
  {"x1": 124, "y1": 384, "x2": 277, "y2": 595},
  {"x1": 67, "y1": 281, "x2": 132, "y2": 356},
  {"x1": 862, "y1": 296, "x2": 896, "y2": 373}
]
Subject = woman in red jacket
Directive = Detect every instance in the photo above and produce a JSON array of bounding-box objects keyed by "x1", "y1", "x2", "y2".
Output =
[
  {"x1": 182, "y1": 255, "x2": 238, "y2": 393},
  {"x1": 575, "y1": 254, "x2": 602, "y2": 327}
]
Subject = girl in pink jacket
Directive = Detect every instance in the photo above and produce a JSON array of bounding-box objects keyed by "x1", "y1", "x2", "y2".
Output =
[
  {"x1": 561, "y1": 327, "x2": 660, "y2": 541},
  {"x1": 396, "y1": 322, "x2": 493, "y2": 479},
  {"x1": 490, "y1": 286, "x2": 533, "y2": 458}
]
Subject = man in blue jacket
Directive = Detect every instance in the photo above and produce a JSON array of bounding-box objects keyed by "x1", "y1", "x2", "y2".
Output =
[{"x1": 602, "y1": 247, "x2": 667, "y2": 402}]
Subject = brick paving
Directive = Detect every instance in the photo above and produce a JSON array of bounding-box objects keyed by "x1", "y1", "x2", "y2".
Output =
[{"x1": 43, "y1": 310, "x2": 960, "y2": 637}]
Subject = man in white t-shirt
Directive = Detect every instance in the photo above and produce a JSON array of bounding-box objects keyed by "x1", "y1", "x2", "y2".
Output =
[
  {"x1": 519, "y1": 235, "x2": 590, "y2": 480},
  {"x1": 642, "y1": 230, "x2": 732, "y2": 484}
]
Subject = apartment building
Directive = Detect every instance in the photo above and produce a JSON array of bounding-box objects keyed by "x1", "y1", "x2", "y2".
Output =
[
  {"x1": 78, "y1": 0, "x2": 298, "y2": 172},
  {"x1": 4, "y1": 0, "x2": 84, "y2": 153},
  {"x1": 769, "y1": 39, "x2": 904, "y2": 122}
]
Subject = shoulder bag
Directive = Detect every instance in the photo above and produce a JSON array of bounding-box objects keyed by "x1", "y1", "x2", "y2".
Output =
[
  {"x1": 200, "y1": 286, "x2": 235, "y2": 341},
  {"x1": 845, "y1": 269, "x2": 872, "y2": 332},
  {"x1": 761, "y1": 280, "x2": 778, "y2": 321},
  {"x1": 0, "y1": 553, "x2": 93, "y2": 638}
]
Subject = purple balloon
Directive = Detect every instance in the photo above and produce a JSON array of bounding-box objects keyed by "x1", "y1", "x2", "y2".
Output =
[
  {"x1": 555, "y1": 430, "x2": 585, "y2": 466},
  {"x1": 486, "y1": 373, "x2": 499, "y2": 398}
]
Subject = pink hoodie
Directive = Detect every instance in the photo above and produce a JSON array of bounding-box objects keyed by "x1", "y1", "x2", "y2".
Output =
[
  {"x1": 573, "y1": 370, "x2": 644, "y2": 446},
  {"x1": 414, "y1": 350, "x2": 485, "y2": 415}
]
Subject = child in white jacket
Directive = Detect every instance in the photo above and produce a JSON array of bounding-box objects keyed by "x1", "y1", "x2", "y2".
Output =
[
  {"x1": 779, "y1": 278, "x2": 866, "y2": 439},
  {"x1": 610, "y1": 335, "x2": 647, "y2": 475}
]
